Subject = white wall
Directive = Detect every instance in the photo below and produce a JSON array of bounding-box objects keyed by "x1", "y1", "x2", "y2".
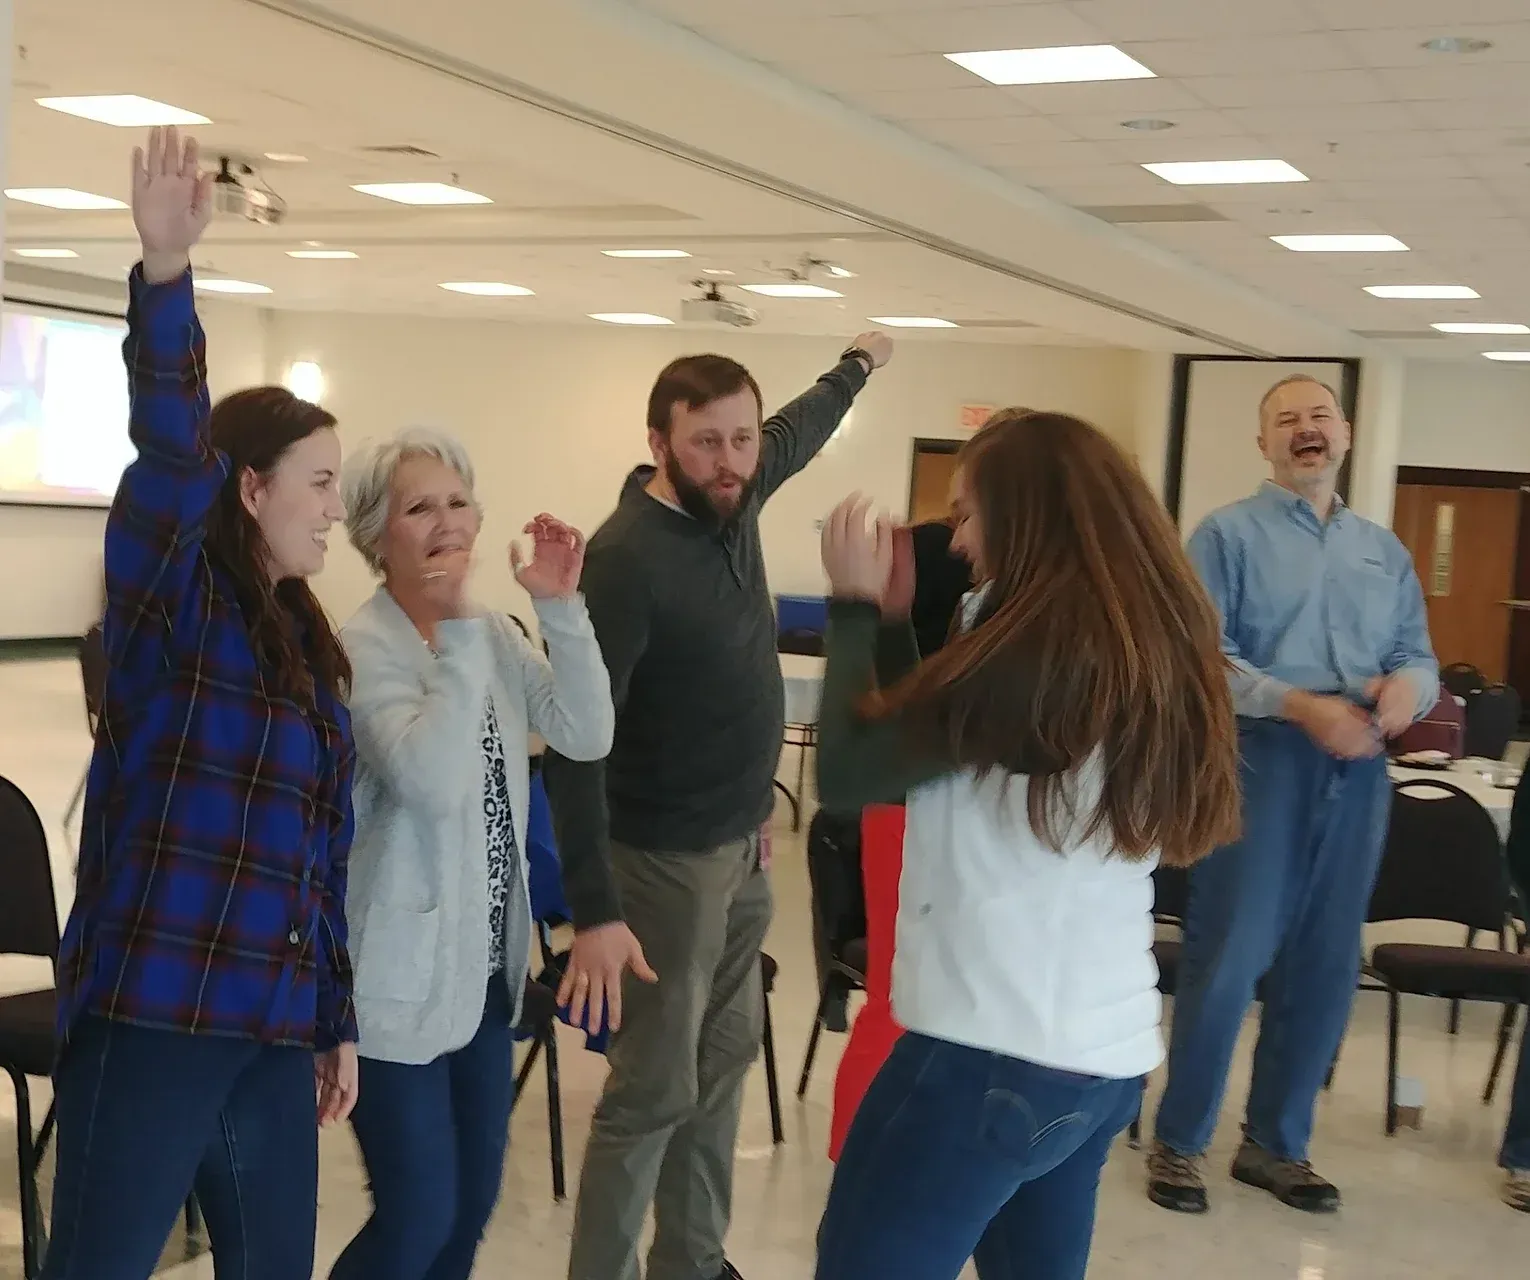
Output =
[
  {"x1": 1398, "y1": 360, "x2": 1530, "y2": 473},
  {"x1": 264, "y1": 313, "x2": 1143, "y2": 625},
  {"x1": 0, "y1": 289, "x2": 270, "y2": 639},
  {"x1": 0, "y1": 296, "x2": 1145, "y2": 638}
]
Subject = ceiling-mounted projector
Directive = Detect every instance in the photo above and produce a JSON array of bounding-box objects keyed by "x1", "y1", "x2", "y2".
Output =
[
  {"x1": 681, "y1": 281, "x2": 759, "y2": 327},
  {"x1": 211, "y1": 156, "x2": 288, "y2": 227}
]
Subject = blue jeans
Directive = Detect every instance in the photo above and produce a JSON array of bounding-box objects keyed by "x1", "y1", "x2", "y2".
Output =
[
  {"x1": 1154, "y1": 718, "x2": 1391, "y2": 1162},
  {"x1": 815, "y1": 1033, "x2": 1143, "y2": 1280},
  {"x1": 1500, "y1": 1016, "x2": 1530, "y2": 1169},
  {"x1": 42, "y1": 1015, "x2": 318, "y2": 1280},
  {"x1": 330, "y1": 976, "x2": 516, "y2": 1280}
]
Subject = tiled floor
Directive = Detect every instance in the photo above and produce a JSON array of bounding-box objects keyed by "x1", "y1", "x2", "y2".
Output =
[{"x1": 2, "y1": 653, "x2": 1528, "y2": 1279}]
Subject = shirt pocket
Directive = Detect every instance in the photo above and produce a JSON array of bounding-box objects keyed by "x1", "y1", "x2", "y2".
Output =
[{"x1": 353, "y1": 904, "x2": 441, "y2": 1004}]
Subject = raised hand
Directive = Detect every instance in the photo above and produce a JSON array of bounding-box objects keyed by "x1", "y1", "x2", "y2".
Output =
[
  {"x1": 821, "y1": 494, "x2": 895, "y2": 603},
  {"x1": 849, "y1": 330, "x2": 894, "y2": 370},
  {"x1": 132, "y1": 127, "x2": 214, "y2": 284},
  {"x1": 510, "y1": 514, "x2": 585, "y2": 600}
]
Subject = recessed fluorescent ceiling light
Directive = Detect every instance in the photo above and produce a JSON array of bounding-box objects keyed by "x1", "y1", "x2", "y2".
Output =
[
  {"x1": 1272, "y1": 234, "x2": 1409, "y2": 252},
  {"x1": 1144, "y1": 159, "x2": 1307, "y2": 185},
  {"x1": 287, "y1": 249, "x2": 358, "y2": 259},
  {"x1": 36, "y1": 95, "x2": 210, "y2": 127},
  {"x1": 867, "y1": 316, "x2": 959, "y2": 328},
  {"x1": 352, "y1": 182, "x2": 491, "y2": 206},
  {"x1": 1432, "y1": 322, "x2": 1530, "y2": 334},
  {"x1": 439, "y1": 282, "x2": 534, "y2": 296},
  {"x1": 740, "y1": 283, "x2": 844, "y2": 298},
  {"x1": 945, "y1": 45, "x2": 1155, "y2": 86},
  {"x1": 589, "y1": 312, "x2": 673, "y2": 325},
  {"x1": 701, "y1": 268, "x2": 735, "y2": 277},
  {"x1": 193, "y1": 278, "x2": 272, "y2": 295},
  {"x1": 825, "y1": 265, "x2": 857, "y2": 279},
  {"x1": 1122, "y1": 117, "x2": 1176, "y2": 131},
  {"x1": 14, "y1": 247, "x2": 79, "y2": 258},
  {"x1": 1365, "y1": 284, "x2": 1480, "y2": 299},
  {"x1": 5, "y1": 187, "x2": 126, "y2": 210},
  {"x1": 602, "y1": 248, "x2": 691, "y2": 259},
  {"x1": 1483, "y1": 351, "x2": 1530, "y2": 361},
  {"x1": 264, "y1": 152, "x2": 309, "y2": 163}
]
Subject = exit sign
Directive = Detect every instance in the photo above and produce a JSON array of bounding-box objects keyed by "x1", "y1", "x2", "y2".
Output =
[{"x1": 959, "y1": 403, "x2": 996, "y2": 431}]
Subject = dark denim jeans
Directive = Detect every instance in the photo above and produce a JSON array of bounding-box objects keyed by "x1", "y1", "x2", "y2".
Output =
[
  {"x1": 815, "y1": 1032, "x2": 1142, "y2": 1280},
  {"x1": 1500, "y1": 1015, "x2": 1530, "y2": 1170},
  {"x1": 1155, "y1": 719, "x2": 1391, "y2": 1162},
  {"x1": 42, "y1": 1015, "x2": 319, "y2": 1280},
  {"x1": 329, "y1": 976, "x2": 515, "y2": 1280}
]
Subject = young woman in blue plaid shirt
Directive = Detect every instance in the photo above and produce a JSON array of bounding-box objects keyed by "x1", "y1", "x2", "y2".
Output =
[{"x1": 42, "y1": 129, "x2": 359, "y2": 1280}]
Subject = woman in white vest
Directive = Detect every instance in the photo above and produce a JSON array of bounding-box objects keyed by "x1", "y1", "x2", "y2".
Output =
[
  {"x1": 810, "y1": 408, "x2": 1241, "y2": 1280},
  {"x1": 331, "y1": 428, "x2": 613, "y2": 1280}
]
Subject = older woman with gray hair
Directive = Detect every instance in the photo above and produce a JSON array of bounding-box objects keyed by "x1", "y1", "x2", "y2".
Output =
[{"x1": 329, "y1": 427, "x2": 614, "y2": 1280}]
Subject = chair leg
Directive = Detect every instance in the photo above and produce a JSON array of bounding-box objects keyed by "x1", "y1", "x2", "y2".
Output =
[
  {"x1": 795, "y1": 732, "x2": 811, "y2": 821},
  {"x1": 1485, "y1": 1003, "x2": 1519, "y2": 1105},
  {"x1": 761, "y1": 989, "x2": 785, "y2": 1145},
  {"x1": 1127, "y1": 1102, "x2": 1143, "y2": 1150},
  {"x1": 1385, "y1": 988, "x2": 1401, "y2": 1136},
  {"x1": 9, "y1": 1067, "x2": 42, "y2": 1280},
  {"x1": 1449, "y1": 928, "x2": 1477, "y2": 1035},
  {"x1": 62, "y1": 767, "x2": 87, "y2": 835},
  {"x1": 513, "y1": 1033, "x2": 544, "y2": 1108},
  {"x1": 796, "y1": 978, "x2": 837, "y2": 1099},
  {"x1": 544, "y1": 1027, "x2": 566, "y2": 1202},
  {"x1": 772, "y1": 779, "x2": 800, "y2": 832}
]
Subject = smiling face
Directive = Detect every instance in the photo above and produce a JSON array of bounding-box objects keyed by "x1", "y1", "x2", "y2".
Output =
[
  {"x1": 377, "y1": 452, "x2": 482, "y2": 602},
  {"x1": 238, "y1": 426, "x2": 345, "y2": 580},
  {"x1": 1258, "y1": 377, "x2": 1351, "y2": 497}
]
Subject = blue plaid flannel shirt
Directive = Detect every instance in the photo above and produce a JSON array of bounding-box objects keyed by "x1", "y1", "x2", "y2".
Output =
[{"x1": 54, "y1": 266, "x2": 357, "y2": 1050}]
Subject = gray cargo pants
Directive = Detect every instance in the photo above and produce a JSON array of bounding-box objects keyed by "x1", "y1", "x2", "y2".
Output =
[{"x1": 567, "y1": 833, "x2": 774, "y2": 1280}]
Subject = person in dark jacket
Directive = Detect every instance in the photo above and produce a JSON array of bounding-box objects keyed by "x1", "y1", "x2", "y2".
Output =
[
  {"x1": 908, "y1": 516, "x2": 973, "y2": 656},
  {"x1": 1496, "y1": 765, "x2": 1530, "y2": 1210}
]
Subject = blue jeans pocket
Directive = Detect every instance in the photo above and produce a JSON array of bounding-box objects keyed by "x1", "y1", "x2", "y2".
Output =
[{"x1": 978, "y1": 1058, "x2": 1109, "y2": 1165}]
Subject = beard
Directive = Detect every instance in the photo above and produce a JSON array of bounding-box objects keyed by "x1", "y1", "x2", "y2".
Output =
[{"x1": 663, "y1": 449, "x2": 757, "y2": 526}]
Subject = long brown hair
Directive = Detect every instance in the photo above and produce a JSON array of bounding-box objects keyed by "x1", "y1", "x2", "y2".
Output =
[
  {"x1": 873, "y1": 408, "x2": 1240, "y2": 868},
  {"x1": 204, "y1": 387, "x2": 351, "y2": 709}
]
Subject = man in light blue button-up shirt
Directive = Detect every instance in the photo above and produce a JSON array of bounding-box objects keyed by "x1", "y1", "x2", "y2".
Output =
[{"x1": 1148, "y1": 373, "x2": 1438, "y2": 1218}]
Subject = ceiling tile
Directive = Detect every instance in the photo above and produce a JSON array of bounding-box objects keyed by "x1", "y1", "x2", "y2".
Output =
[
  {"x1": 1336, "y1": 24, "x2": 1530, "y2": 67},
  {"x1": 1052, "y1": 109, "x2": 1247, "y2": 141},
  {"x1": 1098, "y1": 131, "x2": 1270, "y2": 164},
  {"x1": 1374, "y1": 62, "x2": 1530, "y2": 100},
  {"x1": 1422, "y1": 98, "x2": 1530, "y2": 129},
  {"x1": 848, "y1": 85, "x2": 1023, "y2": 120},
  {"x1": 876, "y1": 4, "x2": 1107, "y2": 53},
  {"x1": 1186, "y1": 69, "x2": 1392, "y2": 108},
  {"x1": 909, "y1": 113, "x2": 1082, "y2": 147},
  {"x1": 1066, "y1": 0, "x2": 1329, "y2": 42},
  {"x1": 1000, "y1": 77, "x2": 1206, "y2": 115},
  {"x1": 1120, "y1": 33, "x2": 1364, "y2": 77},
  {"x1": 1222, "y1": 102, "x2": 1422, "y2": 135},
  {"x1": 674, "y1": 12, "x2": 915, "y2": 61},
  {"x1": 772, "y1": 52, "x2": 983, "y2": 94},
  {"x1": 1270, "y1": 148, "x2": 1473, "y2": 181},
  {"x1": 1314, "y1": 0, "x2": 1530, "y2": 29},
  {"x1": 968, "y1": 139, "x2": 1120, "y2": 169}
]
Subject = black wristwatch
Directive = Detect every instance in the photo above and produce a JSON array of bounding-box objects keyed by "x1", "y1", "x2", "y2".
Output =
[{"x1": 841, "y1": 345, "x2": 874, "y2": 374}]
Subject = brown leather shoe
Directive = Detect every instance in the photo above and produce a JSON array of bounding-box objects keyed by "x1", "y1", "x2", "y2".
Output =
[
  {"x1": 1230, "y1": 1137, "x2": 1340, "y2": 1213},
  {"x1": 1147, "y1": 1141, "x2": 1209, "y2": 1214}
]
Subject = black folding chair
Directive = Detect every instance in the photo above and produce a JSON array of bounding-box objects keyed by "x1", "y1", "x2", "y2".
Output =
[
  {"x1": 1127, "y1": 865, "x2": 1188, "y2": 1148},
  {"x1": 1464, "y1": 683, "x2": 1522, "y2": 761},
  {"x1": 797, "y1": 813, "x2": 868, "y2": 1099},
  {"x1": 1362, "y1": 779, "x2": 1530, "y2": 1134}
]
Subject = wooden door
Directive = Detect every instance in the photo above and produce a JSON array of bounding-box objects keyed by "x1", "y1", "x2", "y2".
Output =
[
  {"x1": 1393, "y1": 484, "x2": 1522, "y2": 682},
  {"x1": 908, "y1": 448, "x2": 960, "y2": 525}
]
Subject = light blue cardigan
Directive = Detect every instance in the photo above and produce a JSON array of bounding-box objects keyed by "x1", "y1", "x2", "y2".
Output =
[{"x1": 342, "y1": 587, "x2": 614, "y2": 1064}]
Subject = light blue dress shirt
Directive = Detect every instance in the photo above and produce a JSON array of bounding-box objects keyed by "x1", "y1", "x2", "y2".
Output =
[{"x1": 1187, "y1": 481, "x2": 1440, "y2": 722}]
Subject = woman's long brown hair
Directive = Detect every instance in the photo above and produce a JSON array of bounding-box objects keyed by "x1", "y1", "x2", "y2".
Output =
[
  {"x1": 204, "y1": 387, "x2": 351, "y2": 709},
  {"x1": 872, "y1": 408, "x2": 1241, "y2": 868}
]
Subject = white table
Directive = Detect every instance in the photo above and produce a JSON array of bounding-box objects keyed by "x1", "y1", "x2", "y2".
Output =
[
  {"x1": 780, "y1": 653, "x2": 824, "y2": 728},
  {"x1": 777, "y1": 654, "x2": 825, "y2": 830},
  {"x1": 1389, "y1": 758, "x2": 1516, "y2": 842}
]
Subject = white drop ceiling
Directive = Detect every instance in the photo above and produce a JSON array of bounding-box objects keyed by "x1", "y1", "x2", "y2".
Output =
[{"x1": 7, "y1": 0, "x2": 1529, "y2": 361}]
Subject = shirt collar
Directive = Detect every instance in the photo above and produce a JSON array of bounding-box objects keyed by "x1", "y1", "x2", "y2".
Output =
[{"x1": 1257, "y1": 479, "x2": 1347, "y2": 526}]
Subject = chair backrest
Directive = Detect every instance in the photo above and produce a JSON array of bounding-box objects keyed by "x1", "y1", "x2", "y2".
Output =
[
  {"x1": 0, "y1": 775, "x2": 60, "y2": 963},
  {"x1": 1442, "y1": 662, "x2": 1487, "y2": 700},
  {"x1": 79, "y1": 622, "x2": 107, "y2": 734},
  {"x1": 1391, "y1": 693, "x2": 1466, "y2": 759},
  {"x1": 1152, "y1": 863, "x2": 1190, "y2": 925},
  {"x1": 1464, "y1": 683, "x2": 1522, "y2": 761},
  {"x1": 806, "y1": 810, "x2": 867, "y2": 959},
  {"x1": 1367, "y1": 779, "x2": 1510, "y2": 934}
]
